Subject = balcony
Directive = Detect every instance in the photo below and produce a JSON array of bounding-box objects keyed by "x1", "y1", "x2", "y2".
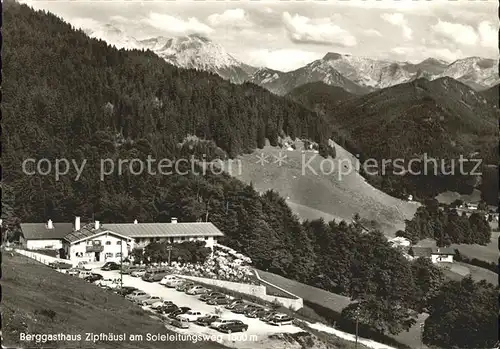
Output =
[{"x1": 86, "y1": 245, "x2": 104, "y2": 252}]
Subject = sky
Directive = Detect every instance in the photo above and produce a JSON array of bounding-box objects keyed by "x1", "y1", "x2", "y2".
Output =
[{"x1": 20, "y1": 0, "x2": 499, "y2": 72}]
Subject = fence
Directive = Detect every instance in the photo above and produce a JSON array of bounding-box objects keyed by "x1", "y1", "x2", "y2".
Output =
[
  {"x1": 14, "y1": 249, "x2": 76, "y2": 267},
  {"x1": 177, "y1": 274, "x2": 303, "y2": 310}
]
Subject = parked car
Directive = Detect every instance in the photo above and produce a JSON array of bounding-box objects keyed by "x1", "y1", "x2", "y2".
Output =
[
  {"x1": 142, "y1": 268, "x2": 169, "y2": 282},
  {"x1": 167, "y1": 307, "x2": 191, "y2": 321},
  {"x1": 232, "y1": 304, "x2": 259, "y2": 314},
  {"x1": 78, "y1": 270, "x2": 93, "y2": 279},
  {"x1": 268, "y1": 313, "x2": 294, "y2": 326},
  {"x1": 169, "y1": 316, "x2": 190, "y2": 329},
  {"x1": 224, "y1": 299, "x2": 244, "y2": 310},
  {"x1": 176, "y1": 282, "x2": 194, "y2": 292},
  {"x1": 209, "y1": 319, "x2": 236, "y2": 329},
  {"x1": 95, "y1": 278, "x2": 118, "y2": 288},
  {"x1": 165, "y1": 279, "x2": 184, "y2": 288},
  {"x1": 206, "y1": 295, "x2": 230, "y2": 305},
  {"x1": 130, "y1": 269, "x2": 147, "y2": 277},
  {"x1": 159, "y1": 275, "x2": 178, "y2": 286},
  {"x1": 101, "y1": 262, "x2": 120, "y2": 271},
  {"x1": 259, "y1": 312, "x2": 279, "y2": 323},
  {"x1": 199, "y1": 292, "x2": 223, "y2": 302},
  {"x1": 66, "y1": 268, "x2": 80, "y2": 276},
  {"x1": 186, "y1": 286, "x2": 209, "y2": 295},
  {"x1": 217, "y1": 320, "x2": 248, "y2": 333},
  {"x1": 244, "y1": 306, "x2": 263, "y2": 317},
  {"x1": 195, "y1": 314, "x2": 220, "y2": 326},
  {"x1": 120, "y1": 265, "x2": 139, "y2": 274},
  {"x1": 158, "y1": 304, "x2": 179, "y2": 314},
  {"x1": 115, "y1": 286, "x2": 138, "y2": 296},
  {"x1": 178, "y1": 310, "x2": 205, "y2": 322},
  {"x1": 246, "y1": 308, "x2": 269, "y2": 318},
  {"x1": 125, "y1": 290, "x2": 150, "y2": 303},
  {"x1": 84, "y1": 273, "x2": 103, "y2": 283},
  {"x1": 49, "y1": 261, "x2": 72, "y2": 269},
  {"x1": 76, "y1": 261, "x2": 93, "y2": 271},
  {"x1": 151, "y1": 300, "x2": 174, "y2": 310},
  {"x1": 141, "y1": 296, "x2": 163, "y2": 306}
]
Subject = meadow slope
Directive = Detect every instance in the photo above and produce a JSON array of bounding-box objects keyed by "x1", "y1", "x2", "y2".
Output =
[
  {"x1": 1, "y1": 251, "x2": 226, "y2": 349},
  {"x1": 227, "y1": 142, "x2": 419, "y2": 235}
]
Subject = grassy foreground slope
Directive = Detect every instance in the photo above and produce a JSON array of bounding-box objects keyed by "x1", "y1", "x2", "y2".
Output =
[
  {"x1": 228, "y1": 143, "x2": 419, "y2": 234},
  {"x1": 1, "y1": 252, "x2": 225, "y2": 349}
]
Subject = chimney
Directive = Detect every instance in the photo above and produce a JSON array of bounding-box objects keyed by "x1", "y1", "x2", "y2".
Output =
[
  {"x1": 47, "y1": 219, "x2": 53, "y2": 229},
  {"x1": 75, "y1": 216, "x2": 81, "y2": 231},
  {"x1": 171, "y1": 217, "x2": 178, "y2": 224},
  {"x1": 95, "y1": 220, "x2": 100, "y2": 230},
  {"x1": 134, "y1": 219, "x2": 138, "y2": 224}
]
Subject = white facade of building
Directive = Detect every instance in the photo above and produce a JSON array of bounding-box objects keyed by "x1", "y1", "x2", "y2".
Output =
[
  {"x1": 66, "y1": 231, "x2": 132, "y2": 263},
  {"x1": 26, "y1": 239, "x2": 63, "y2": 250},
  {"x1": 431, "y1": 253, "x2": 454, "y2": 263}
]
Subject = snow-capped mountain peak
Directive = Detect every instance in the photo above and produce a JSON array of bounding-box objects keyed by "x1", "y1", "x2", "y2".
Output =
[
  {"x1": 148, "y1": 34, "x2": 241, "y2": 70},
  {"x1": 83, "y1": 24, "x2": 142, "y2": 50}
]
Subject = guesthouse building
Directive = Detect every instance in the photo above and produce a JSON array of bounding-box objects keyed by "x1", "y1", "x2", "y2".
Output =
[
  {"x1": 20, "y1": 216, "x2": 225, "y2": 263},
  {"x1": 20, "y1": 220, "x2": 74, "y2": 251}
]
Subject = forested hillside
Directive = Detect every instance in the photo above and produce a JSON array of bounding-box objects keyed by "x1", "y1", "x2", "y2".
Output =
[
  {"x1": 289, "y1": 77, "x2": 499, "y2": 203},
  {"x1": 3, "y1": 2, "x2": 331, "y2": 196}
]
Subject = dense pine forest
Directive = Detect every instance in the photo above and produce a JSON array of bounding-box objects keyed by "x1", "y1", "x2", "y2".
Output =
[{"x1": 2, "y1": 2, "x2": 497, "y2": 347}]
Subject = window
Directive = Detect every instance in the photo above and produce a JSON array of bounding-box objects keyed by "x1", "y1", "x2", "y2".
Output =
[
  {"x1": 105, "y1": 253, "x2": 113, "y2": 258},
  {"x1": 117, "y1": 241, "x2": 122, "y2": 245},
  {"x1": 169, "y1": 237, "x2": 174, "y2": 243},
  {"x1": 204, "y1": 236, "x2": 209, "y2": 240},
  {"x1": 87, "y1": 241, "x2": 92, "y2": 245},
  {"x1": 181, "y1": 237, "x2": 186, "y2": 241},
  {"x1": 116, "y1": 253, "x2": 122, "y2": 257},
  {"x1": 105, "y1": 241, "x2": 111, "y2": 245}
]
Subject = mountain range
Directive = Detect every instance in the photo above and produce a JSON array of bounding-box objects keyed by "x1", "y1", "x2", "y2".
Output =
[{"x1": 84, "y1": 23, "x2": 499, "y2": 95}]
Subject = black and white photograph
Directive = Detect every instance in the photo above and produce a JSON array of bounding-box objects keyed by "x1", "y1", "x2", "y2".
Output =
[{"x1": 1, "y1": 0, "x2": 498, "y2": 348}]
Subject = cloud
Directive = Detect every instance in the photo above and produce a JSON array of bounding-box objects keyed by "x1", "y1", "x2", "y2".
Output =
[
  {"x1": 68, "y1": 17, "x2": 103, "y2": 32},
  {"x1": 282, "y1": 12, "x2": 357, "y2": 47},
  {"x1": 478, "y1": 21, "x2": 497, "y2": 48},
  {"x1": 142, "y1": 13, "x2": 213, "y2": 36},
  {"x1": 244, "y1": 48, "x2": 323, "y2": 71},
  {"x1": 207, "y1": 9, "x2": 253, "y2": 28},
  {"x1": 431, "y1": 20, "x2": 478, "y2": 46},
  {"x1": 381, "y1": 13, "x2": 413, "y2": 40},
  {"x1": 364, "y1": 29, "x2": 382, "y2": 37},
  {"x1": 391, "y1": 46, "x2": 462, "y2": 63}
]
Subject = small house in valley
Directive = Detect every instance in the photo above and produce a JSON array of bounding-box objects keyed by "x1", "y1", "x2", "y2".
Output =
[
  {"x1": 409, "y1": 246, "x2": 455, "y2": 264},
  {"x1": 430, "y1": 247, "x2": 455, "y2": 263}
]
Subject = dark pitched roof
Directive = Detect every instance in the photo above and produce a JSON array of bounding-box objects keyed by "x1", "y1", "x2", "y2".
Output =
[
  {"x1": 63, "y1": 224, "x2": 133, "y2": 244},
  {"x1": 410, "y1": 246, "x2": 433, "y2": 258},
  {"x1": 20, "y1": 223, "x2": 74, "y2": 240},
  {"x1": 431, "y1": 247, "x2": 456, "y2": 255},
  {"x1": 101, "y1": 222, "x2": 224, "y2": 238}
]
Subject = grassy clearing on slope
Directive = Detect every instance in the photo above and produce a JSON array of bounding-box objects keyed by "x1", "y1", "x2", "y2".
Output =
[
  {"x1": 228, "y1": 144, "x2": 418, "y2": 235},
  {"x1": 1, "y1": 251, "x2": 226, "y2": 349}
]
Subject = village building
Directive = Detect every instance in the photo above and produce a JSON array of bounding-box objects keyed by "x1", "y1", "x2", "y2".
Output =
[
  {"x1": 104, "y1": 218, "x2": 224, "y2": 249},
  {"x1": 20, "y1": 220, "x2": 73, "y2": 251},
  {"x1": 62, "y1": 220, "x2": 134, "y2": 263},
  {"x1": 409, "y1": 246, "x2": 455, "y2": 263},
  {"x1": 20, "y1": 216, "x2": 225, "y2": 263}
]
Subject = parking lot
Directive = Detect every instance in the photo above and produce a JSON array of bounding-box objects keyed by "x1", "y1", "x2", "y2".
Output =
[{"x1": 94, "y1": 268, "x2": 302, "y2": 345}]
